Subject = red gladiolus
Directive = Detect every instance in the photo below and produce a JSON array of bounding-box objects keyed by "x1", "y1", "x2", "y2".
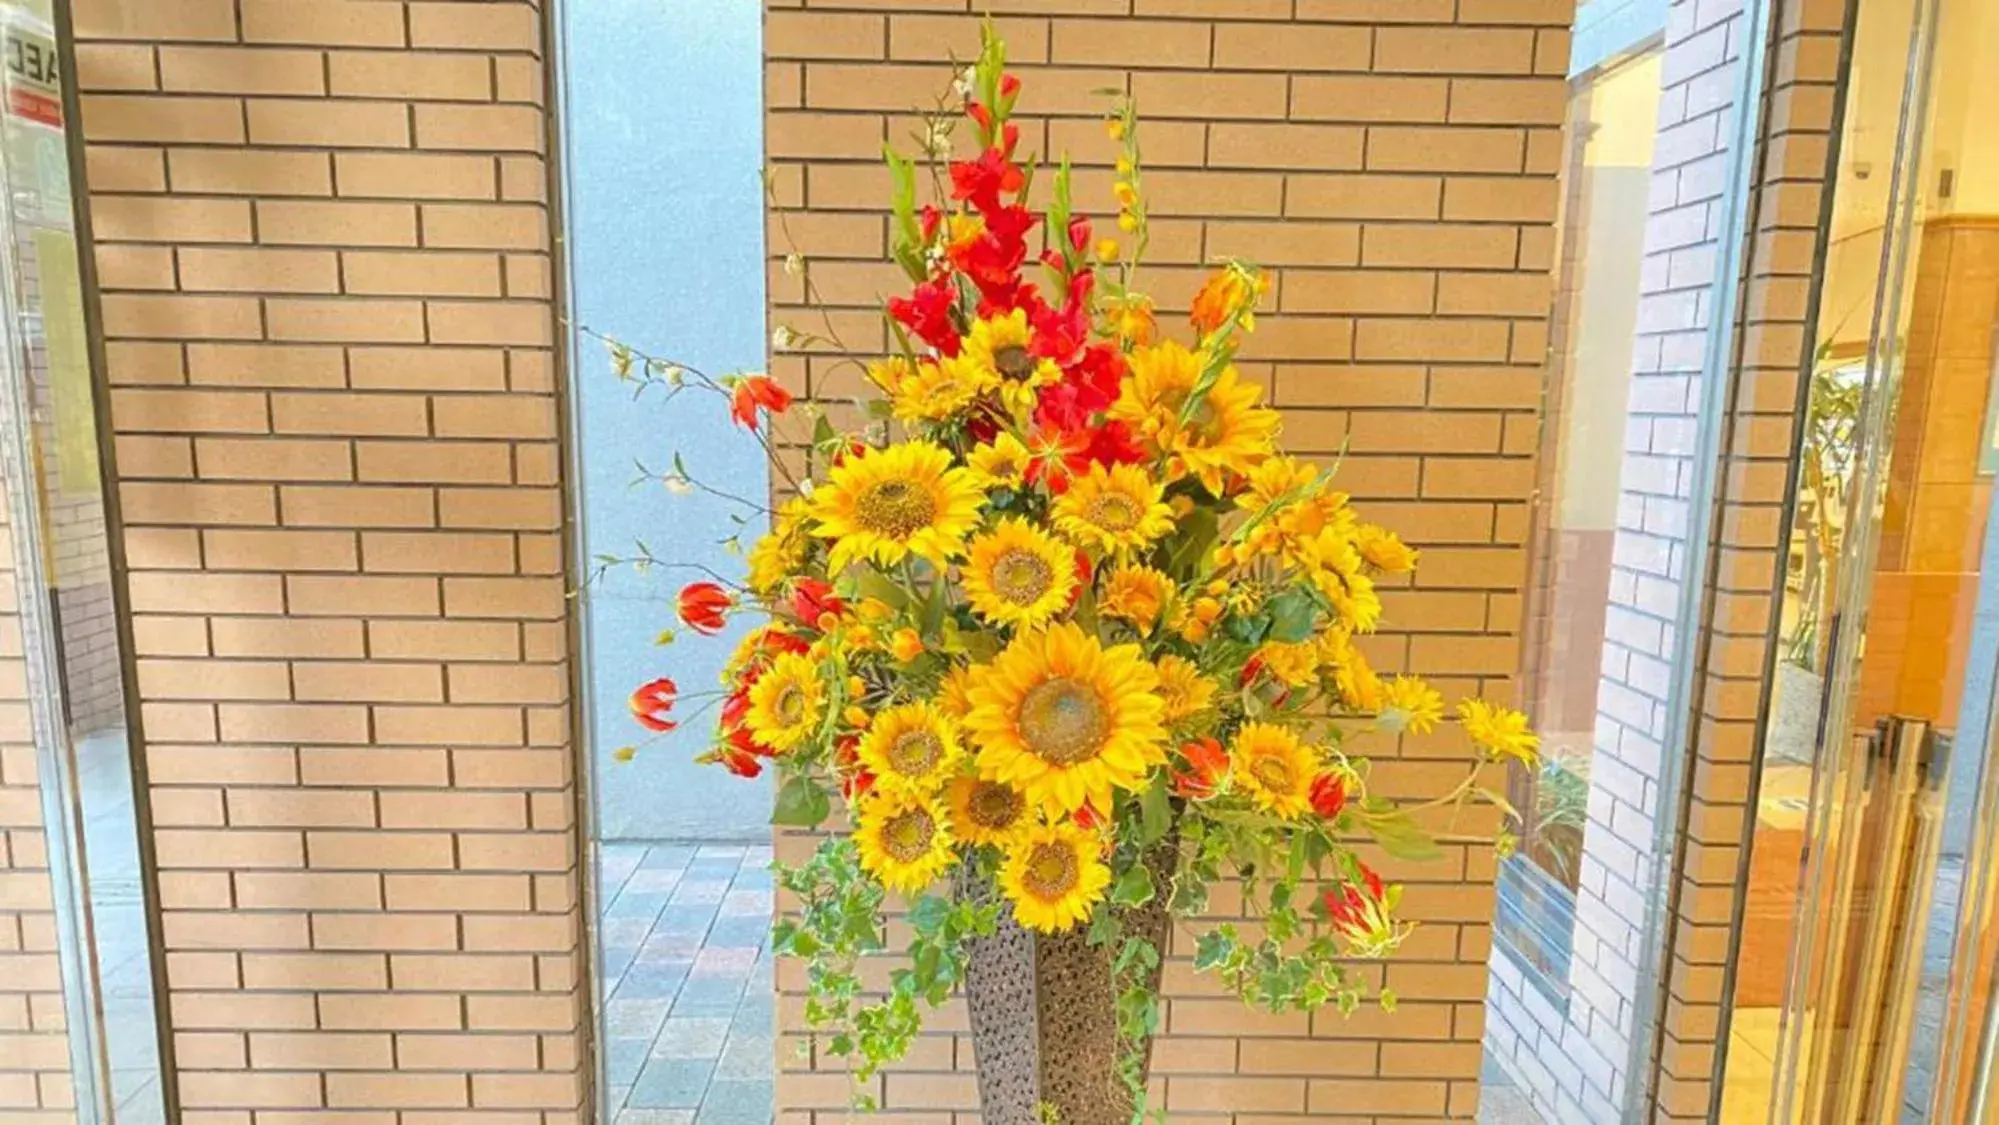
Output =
[
  {"x1": 677, "y1": 581, "x2": 734, "y2": 635},
  {"x1": 718, "y1": 738, "x2": 764, "y2": 778},
  {"x1": 1068, "y1": 551, "x2": 1094, "y2": 611},
  {"x1": 790, "y1": 578, "x2": 846, "y2": 629},
  {"x1": 1000, "y1": 73, "x2": 1021, "y2": 99},
  {"x1": 950, "y1": 147, "x2": 1025, "y2": 216},
  {"x1": 728, "y1": 375, "x2": 793, "y2": 433},
  {"x1": 1172, "y1": 737, "x2": 1230, "y2": 800},
  {"x1": 1309, "y1": 772, "x2": 1348, "y2": 821},
  {"x1": 888, "y1": 279, "x2": 961, "y2": 356},
  {"x1": 629, "y1": 677, "x2": 679, "y2": 733}
]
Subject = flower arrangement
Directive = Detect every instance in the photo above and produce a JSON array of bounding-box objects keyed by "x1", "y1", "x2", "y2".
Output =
[{"x1": 611, "y1": 26, "x2": 1536, "y2": 1118}]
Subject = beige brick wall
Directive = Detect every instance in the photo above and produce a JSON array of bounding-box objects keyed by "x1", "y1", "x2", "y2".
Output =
[
  {"x1": 0, "y1": 498, "x2": 73, "y2": 1120},
  {"x1": 765, "y1": 2, "x2": 1573, "y2": 1120},
  {"x1": 71, "y1": 1, "x2": 586, "y2": 1120}
]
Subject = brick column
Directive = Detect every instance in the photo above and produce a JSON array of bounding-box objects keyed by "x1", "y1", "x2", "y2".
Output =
[
  {"x1": 70, "y1": 1, "x2": 586, "y2": 1120},
  {"x1": 764, "y1": 3, "x2": 1572, "y2": 1121}
]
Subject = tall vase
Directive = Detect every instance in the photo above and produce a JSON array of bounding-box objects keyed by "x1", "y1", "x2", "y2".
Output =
[{"x1": 960, "y1": 848, "x2": 1174, "y2": 1125}]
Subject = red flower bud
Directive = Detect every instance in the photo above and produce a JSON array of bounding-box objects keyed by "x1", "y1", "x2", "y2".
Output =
[
  {"x1": 729, "y1": 375, "x2": 793, "y2": 433},
  {"x1": 1171, "y1": 737, "x2": 1229, "y2": 800},
  {"x1": 676, "y1": 581, "x2": 734, "y2": 635},
  {"x1": 790, "y1": 578, "x2": 846, "y2": 630},
  {"x1": 1309, "y1": 772, "x2": 1348, "y2": 820},
  {"x1": 629, "y1": 677, "x2": 679, "y2": 733}
]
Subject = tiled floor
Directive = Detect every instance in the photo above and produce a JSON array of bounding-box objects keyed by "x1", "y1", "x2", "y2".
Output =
[{"x1": 598, "y1": 842, "x2": 775, "y2": 1125}]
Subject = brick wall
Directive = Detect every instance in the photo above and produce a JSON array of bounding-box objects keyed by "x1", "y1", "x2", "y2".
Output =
[
  {"x1": 0, "y1": 496, "x2": 72, "y2": 1120},
  {"x1": 69, "y1": 1, "x2": 587, "y2": 1121},
  {"x1": 764, "y1": 2, "x2": 1573, "y2": 1120}
]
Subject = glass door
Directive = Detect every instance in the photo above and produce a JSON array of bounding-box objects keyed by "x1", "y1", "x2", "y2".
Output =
[{"x1": 1720, "y1": 0, "x2": 1999, "y2": 1116}]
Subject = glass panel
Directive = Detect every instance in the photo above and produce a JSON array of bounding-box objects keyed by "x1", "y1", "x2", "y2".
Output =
[
  {"x1": 1720, "y1": 0, "x2": 1999, "y2": 1115},
  {"x1": 0, "y1": 2, "x2": 166, "y2": 1122}
]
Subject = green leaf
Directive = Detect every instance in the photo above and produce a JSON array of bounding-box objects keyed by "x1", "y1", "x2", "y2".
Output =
[
  {"x1": 1139, "y1": 783, "x2": 1171, "y2": 847},
  {"x1": 1265, "y1": 588, "x2": 1319, "y2": 643},
  {"x1": 772, "y1": 775, "x2": 832, "y2": 828},
  {"x1": 1365, "y1": 808, "x2": 1442, "y2": 862},
  {"x1": 1110, "y1": 864, "x2": 1155, "y2": 908},
  {"x1": 1193, "y1": 928, "x2": 1234, "y2": 972}
]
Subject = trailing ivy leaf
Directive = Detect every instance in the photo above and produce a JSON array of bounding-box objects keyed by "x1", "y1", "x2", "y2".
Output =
[
  {"x1": 772, "y1": 775, "x2": 832, "y2": 828},
  {"x1": 1110, "y1": 864, "x2": 1155, "y2": 908},
  {"x1": 1193, "y1": 928, "x2": 1234, "y2": 972}
]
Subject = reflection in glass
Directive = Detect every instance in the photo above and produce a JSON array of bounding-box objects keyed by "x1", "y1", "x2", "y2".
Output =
[{"x1": 0, "y1": 3, "x2": 165, "y2": 1122}]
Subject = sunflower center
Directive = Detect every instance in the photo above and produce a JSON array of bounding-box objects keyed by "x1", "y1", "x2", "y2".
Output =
[
  {"x1": 854, "y1": 478, "x2": 938, "y2": 539},
  {"x1": 774, "y1": 684, "x2": 808, "y2": 726},
  {"x1": 991, "y1": 549, "x2": 1055, "y2": 605},
  {"x1": 887, "y1": 730, "x2": 945, "y2": 777},
  {"x1": 1017, "y1": 677, "x2": 1108, "y2": 767},
  {"x1": 993, "y1": 345, "x2": 1037, "y2": 380},
  {"x1": 968, "y1": 781, "x2": 1023, "y2": 830},
  {"x1": 1250, "y1": 753, "x2": 1296, "y2": 792},
  {"x1": 1023, "y1": 841, "x2": 1080, "y2": 899},
  {"x1": 1085, "y1": 492, "x2": 1143, "y2": 533},
  {"x1": 882, "y1": 808, "x2": 937, "y2": 862}
]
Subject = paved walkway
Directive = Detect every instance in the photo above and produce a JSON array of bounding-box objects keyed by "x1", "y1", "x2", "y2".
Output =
[{"x1": 599, "y1": 842, "x2": 775, "y2": 1125}]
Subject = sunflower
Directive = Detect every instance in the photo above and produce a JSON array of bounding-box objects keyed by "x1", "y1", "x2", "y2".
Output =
[
  {"x1": 810, "y1": 441, "x2": 985, "y2": 571},
  {"x1": 1458, "y1": 699, "x2": 1538, "y2": 765},
  {"x1": 963, "y1": 622, "x2": 1167, "y2": 815},
  {"x1": 855, "y1": 701, "x2": 963, "y2": 794},
  {"x1": 1380, "y1": 675, "x2": 1443, "y2": 735},
  {"x1": 1356, "y1": 524, "x2": 1418, "y2": 573},
  {"x1": 1100, "y1": 564, "x2": 1171, "y2": 631},
  {"x1": 1228, "y1": 722, "x2": 1317, "y2": 818},
  {"x1": 998, "y1": 821, "x2": 1111, "y2": 932},
  {"x1": 1320, "y1": 629, "x2": 1384, "y2": 712},
  {"x1": 1112, "y1": 340, "x2": 1278, "y2": 494},
  {"x1": 873, "y1": 355, "x2": 993, "y2": 424},
  {"x1": 744, "y1": 652, "x2": 826, "y2": 752},
  {"x1": 960, "y1": 309, "x2": 1060, "y2": 414},
  {"x1": 947, "y1": 775, "x2": 1030, "y2": 847},
  {"x1": 1155, "y1": 655, "x2": 1217, "y2": 722},
  {"x1": 1251, "y1": 640, "x2": 1320, "y2": 688},
  {"x1": 745, "y1": 497, "x2": 812, "y2": 595},
  {"x1": 967, "y1": 432, "x2": 1032, "y2": 489},
  {"x1": 936, "y1": 663, "x2": 978, "y2": 722},
  {"x1": 1051, "y1": 462, "x2": 1173, "y2": 557},
  {"x1": 962, "y1": 518, "x2": 1078, "y2": 628},
  {"x1": 853, "y1": 787, "x2": 957, "y2": 895}
]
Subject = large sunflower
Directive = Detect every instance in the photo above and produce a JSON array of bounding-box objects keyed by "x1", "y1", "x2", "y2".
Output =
[
  {"x1": 962, "y1": 622, "x2": 1167, "y2": 814},
  {"x1": 962, "y1": 518, "x2": 1078, "y2": 628},
  {"x1": 810, "y1": 441, "x2": 985, "y2": 571},
  {"x1": 998, "y1": 821, "x2": 1111, "y2": 932},
  {"x1": 855, "y1": 701, "x2": 963, "y2": 794},
  {"x1": 853, "y1": 788, "x2": 957, "y2": 895},
  {"x1": 947, "y1": 775, "x2": 1030, "y2": 847},
  {"x1": 744, "y1": 651, "x2": 826, "y2": 752},
  {"x1": 1112, "y1": 339, "x2": 1277, "y2": 494},
  {"x1": 1228, "y1": 722, "x2": 1317, "y2": 818},
  {"x1": 1050, "y1": 463, "x2": 1174, "y2": 557},
  {"x1": 960, "y1": 308, "x2": 1060, "y2": 414}
]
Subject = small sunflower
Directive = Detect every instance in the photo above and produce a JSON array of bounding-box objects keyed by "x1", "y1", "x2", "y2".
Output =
[
  {"x1": 1319, "y1": 628, "x2": 1384, "y2": 712},
  {"x1": 810, "y1": 441, "x2": 985, "y2": 571},
  {"x1": 854, "y1": 787, "x2": 957, "y2": 895},
  {"x1": 745, "y1": 497, "x2": 812, "y2": 595},
  {"x1": 1458, "y1": 699, "x2": 1539, "y2": 765},
  {"x1": 1252, "y1": 639, "x2": 1320, "y2": 688},
  {"x1": 947, "y1": 775, "x2": 1030, "y2": 847},
  {"x1": 872, "y1": 354, "x2": 994, "y2": 424},
  {"x1": 1100, "y1": 564, "x2": 1171, "y2": 631},
  {"x1": 960, "y1": 309, "x2": 1060, "y2": 413},
  {"x1": 1380, "y1": 675, "x2": 1443, "y2": 735},
  {"x1": 1051, "y1": 462, "x2": 1173, "y2": 557},
  {"x1": 967, "y1": 432, "x2": 1032, "y2": 489},
  {"x1": 855, "y1": 701, "x2": 963, "y2": 794},
  {"x1": 936, "y1": 663, "x2": 978, "y2": 722},
  {"x1": 1356, "y1": 524, "x2": 1418, "y2": 573},
  {"x1": 999, "y1": 821, "x2": 1111, "y2": 932},
  {"x1": 962, "y1": 518, "x2": 1079, "y2": 628},
  {"x1": 1112, "y1": 340, "x2": 1278, "y2": 494},
  {"x1": 963, "y1": 621, "x2": 1167, "y2": 815},
  {"x1": 1155, "y1": 654, "x2": 1217, "y2": 722},
  {"x1": 1228, "y1": 722, "x2": 1317, "y2": 818},
  {"x1": 744, "y1": 652, "x2": 826, "y2": 752}
]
